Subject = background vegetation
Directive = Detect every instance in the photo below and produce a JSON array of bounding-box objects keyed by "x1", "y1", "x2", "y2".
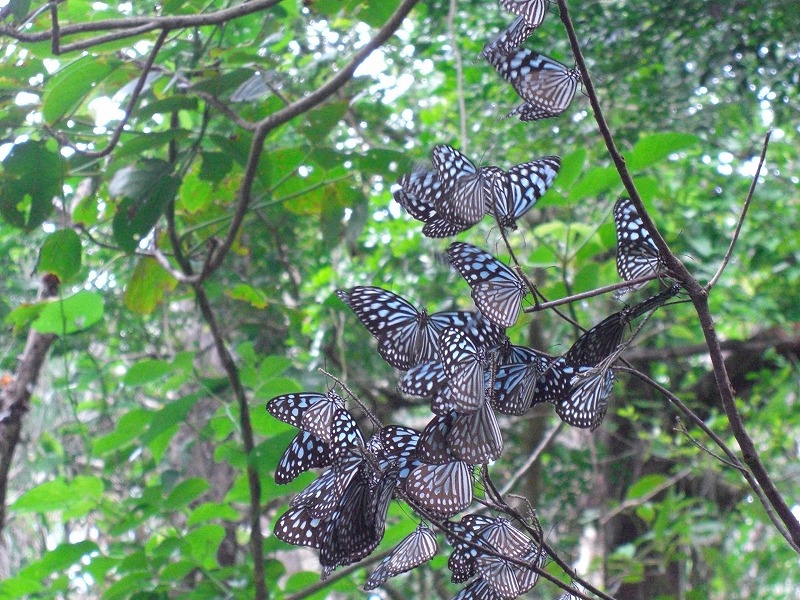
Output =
[{"x1": 0, "y1": 0, "x2": 798, "y2": 598}]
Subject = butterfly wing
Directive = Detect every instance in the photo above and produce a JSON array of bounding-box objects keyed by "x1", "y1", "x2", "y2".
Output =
[
  {"x1": 275, "y1": 430, "x2": 331, "y2": 484},
  {"x1": 492, "y1": 156, "x2": 560, "y2": 228},
  {"x1": 481, "y1": 15, "x2": 536, "y2": 58},
  {"x1": 614, "y1": 197, "x2": 665, "y2": 288},
  {"x1": 364, "y1": 524, "x2": 438, "y2": 590},
  {"x1": 447, "y1": 242, "x2": 527, "y2": 327},
  {"x1": 499, "y1": 0, "x2": 550, "y2": 27}
]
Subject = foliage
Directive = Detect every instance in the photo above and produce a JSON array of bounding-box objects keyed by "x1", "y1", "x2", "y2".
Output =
[{"x1": 0, "y1": 0, "x2": 798, "y2": 599}]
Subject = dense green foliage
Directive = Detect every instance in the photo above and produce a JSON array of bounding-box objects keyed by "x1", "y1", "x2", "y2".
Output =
[{"x1": 0, "y1": 0, "x2": 798, "y2": 598}]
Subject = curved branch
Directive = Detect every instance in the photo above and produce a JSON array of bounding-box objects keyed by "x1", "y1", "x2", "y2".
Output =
[{"x1": 557, "y1": 0, "x2": 800, "y2": 550}]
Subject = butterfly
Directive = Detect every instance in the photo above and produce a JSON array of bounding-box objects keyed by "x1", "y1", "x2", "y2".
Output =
[
  {"x1": 319, "y1": 467, "x2": 397, "y2": 576},
  {"x1": 487, "y1": 49, "x2": 581, "y2": 121},
  {"x1": 446, "y1": 403, "x2": 504, "y2": 464},
  {"x1": 447, "y1": 242, "x2": 528, "y2": 328},
  {"x1": 481, "y1": 15, "x2": 536, "y2": 59},
  {"x1": 446, "y1": 514, "x2": 496, "y2": 583},
  {"x1": 614, "y1": 197, "x2": 666, "y2": 291},
  {"x1": 475, "y1": 544, "x2": 545, "y2": 598},
  {"x1": 336, "y1": 286, "x2": 490, "y2": 370},
  {"x1": 490, "y1": 157, "x2": 561, "y2": 229},
  {"x1": 499, "y1": 0, "x2": 550, "y2": 28},
  {"x1": 440, "y1": 327, "x2": 489, "y2": 414},
  {"x1": 275, "y1": 430, "x2": 331, "y2": 484},
  {"x1": 364, "y1": 524, "x2": 438, "y2": 590},
  {"x1": 452, "y1": 577, "x2": 506, "y2": 599},
  {"x1": 266, "y1": 390, "x2": 345, "y2": 434},
  {"x1": 491, "y1": 346, "x2": 552, "y2": 415},
  {"x1": 432, "y1": 145, "x2": 506, "y2": 228},
  {"x1": 393, "y1": 168, "x2": 471, "y2": 238},
  {"x1": 404, "y1": 460, "x2": 474, "y2": 518}
]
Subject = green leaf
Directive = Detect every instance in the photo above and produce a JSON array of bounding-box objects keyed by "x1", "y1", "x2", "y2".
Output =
[
  {"x1": 190, "y1": 68, "x2": 255, "y2": 96},
  {"x1": 13, "y1": 476, "x2": 103, "y2": 514},
  {"x1": 183, "y1": 524, "x2": 225, "y2": 570},
  {"x1": 567, "y1": 166, "x2": 618, "y2": 202},
  {"x1": 0, "y1": 140, "x2": 65, "y2": 229},
  {"x1": 187, "y1": 502, "x2": 239, "y2": 526},
  {"x1": 226, "y1": 283, "x2": 268, "y2": 308},
  {"x1": 4, "y1": 301, "x2": 48, "y2": 332},
  {"x1": 164, "y1": 478, "x2": 209, "y2": 510},
  {"x1": 124, "y1": 257, "x2": 178, "y2": 315},
  {"x1": 625, "y1": 474, "x2": 668, "y2": 501},
  {"x1": 42, "y1": 55, "x2": 121, "y2": 124},
  {"x1": 32, "y1": 290, "x2": 104, "y2": 335},
  {"x1": 124, "y1": 359, "x2": 172, "y2": 386},
  {"x1": 628, "y1": 132, "x2": 699, "y2": 171},
  {"x1": 38, "y1": 229, "x2": 81, "y2": 281},
  {"x1": 141, "y1": 394, "x2": 200, "y2": 445},
  {"x1": 110, "y1": 161, "x2": 179, "y2": 253},
  {"x1": 302, "y1": 101, "x2": 349, "y2": 141}
]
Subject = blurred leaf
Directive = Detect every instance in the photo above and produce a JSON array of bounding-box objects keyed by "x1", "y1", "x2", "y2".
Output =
[
  {"x1": 0, "y1": 140, "x2": 65, "y2": 229},
  {"x1": 38, "y1": 229, "x2": 81, "y2": 281},
  {"x1": 626, "y1": 474, "x2": 668, "y2": 501},
  {"x1": 32, "y1": 290, "x2": 104, "y2": 335},
  {"x1": 42, "y1": 55, "x2": 120, "y2": 124},
  {"x1": 629, "y1": 132, "x2": 699, "y2": 171},
  {"x1": 124, "y1": 257, "x2": 178, "y2": 315},
  {"x1": 124, "y1": 359, "x2": 172, "y2": 386},
  {"x1": 164, "y1": 478, "x2": 209, "y2": 510}
]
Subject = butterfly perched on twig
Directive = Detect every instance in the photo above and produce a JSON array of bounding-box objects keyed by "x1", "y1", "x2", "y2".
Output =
[
  {"x1": 613, "y1": 197, "x2": 667, "y2": 293},
  {"x1": 395, "y1": 146, "x2": 560, "y2": 236},
  {"x1": 364, "y1": 524, "x2": 438, "y2": 590},
  {"x1": 447, "y1": 242, "x2": 529, "y2": 328},
  {"x1": 486, "y1": 48, "x2": 581, "y2": 121}
]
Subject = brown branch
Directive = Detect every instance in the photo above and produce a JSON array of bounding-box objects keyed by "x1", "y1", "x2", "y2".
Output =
[
  {"x1": 706, "y1": 130, "x2": 771, "y2": 290},
  {"x1": 0, "y1": 0, "x2": 283, "y2": 51},
  {"x1": 524, "y1": 274, "x2": 660, "y2": 314},
  {"x1": 0, "y1": 275, "x2": 61, "y2": 536},
  {"x1": 197, "y1": 0, "x2": 422, "y2": 281},
  {"x1": 64, "y1": 29, "x2": 169, "y2": 158},
  {"x1": 557, "y1": 0, "x2": 800, "y2": 550},
  {"x1": 192, "y1": 284, "x2": 268, "y2": 599}
]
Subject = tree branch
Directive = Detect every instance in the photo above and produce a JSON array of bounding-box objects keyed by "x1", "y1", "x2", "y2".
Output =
[
  {"x1": 706, "y1": 130, "x2": 771, "y2": 290},
  {"x1": 557, "y1": 0, "x2": 800, "y2": 550},
  {"x1": 0, "y1": 274, "x2": 61, "y2": 576}
]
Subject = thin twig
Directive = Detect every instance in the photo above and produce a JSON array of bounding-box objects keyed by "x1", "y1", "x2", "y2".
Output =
[
  {"x1": 706, "y1": 130, "x2": 771, "y2": 290},
  {"x1": 447, "y1": 0, "x2": 468, "y2": 152},
  {"x1": 674, "y1": 420, "x2": 745, "y2": 472},
  {"x1": 599, "y1": 467, "x2": 692, "y2": 525},
  {"x1": 319, "y1": 368, "x2": 383, "y2": 430},
  {"x1": 558, "y1": 0, "x2": 800, "y2": 550},
  {"x1": 192, "y1": 285, "x2": 268, "y2": 599},
  {"x1": 500, "y1": 422, "x2": 563, "y2": 495},
  {"x1": 525, "y1": 274, "x2": 659, "y2": 313}
]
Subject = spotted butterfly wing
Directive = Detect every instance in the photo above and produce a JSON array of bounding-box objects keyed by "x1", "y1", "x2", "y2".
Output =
[
  {"x1": 555, "y1": 365, "x2": 615, "y2": 430},
  {"x1": 499, "y1": 0, "x2": 550, "y2": 27},
  {"x1": 275, "y1": 431, "x2": 331, "y2": 484},
  {"x1": 506, "y1": 101, "x2": 563, "y2": 122},
  {"x1": 446, "y1": 514, "x2": 495, "y2": 583},
  {"x1": 490, "y1": 156, "x2": 561, "y2": 229},
  {"x1": 432, "y1": 145, "x2": 498, "y2": 227},
  {"x1": 274, "y1": 506, "x2": 324, "y2": 548},
  {"x1": 452, "y1": 577, "x2": 506, "y2": 600},
  {"x1": 488, "y1": 49, "x2": 581, "y2": 121},
  {"x1": 364, "y1": 524, "x2": 438, "y2": 590},
  {"x1": 267, "y1": 391, "x2": 337, "y2": 429},
  {"x1": 394, "y1": 169, "x2": 471, "y2": 238},
  {"x1": 447, "y1": 242, "x2": 528, "y2": 327},
  {"x1": 614, "y1": 197, "x2": 665, "y2": 289},
  {"x1": 481, "y1": 15, "x2": 536, "y2": 58},
  {"x1": 416, "y1": 412, "x2": 458, "y2": 464},
  {"x1": 404, "y1": 461, "x2": 474, "y2": 518},
  {"x1": 447, "y1": 403, "x2": 504, "y2": 464},
  {"x1": 440, "y1": 327, "x2": 487, "y2": 414},
  {"x1": 475, "y1": 544, "x2": 545, "y2": 598},
  {"x1": 477, "y1": 518, "x2": 532, "y2": 557},
  {"x1": 336, "y1": 286, "x2": 439, "y2": 370}
]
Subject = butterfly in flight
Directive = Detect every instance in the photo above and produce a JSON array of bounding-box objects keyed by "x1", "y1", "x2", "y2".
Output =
[
  {"x1": 394, "y1": 168, "x2": 473, "y2": 238},
  {"x1": 613, "y1": 197, "x2": 667, "y2": 292},
  {"x1": 487, "y1": 49, "x2": 581, "y2": 121},
  {"x1": 447, "y1": 242, "x2": 528, "y2": 328}
]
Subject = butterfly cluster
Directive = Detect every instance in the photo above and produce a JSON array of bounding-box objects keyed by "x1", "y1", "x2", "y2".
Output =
[
  {"x1": 266, "y1": 1, "x2": 680, "y2": 596},
  {"x1": 394, "y1": 145, "x2": 560, "y2": 238},
  {"x1": 481, "y1": 0, "x2": 582, "y2": 122}
]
